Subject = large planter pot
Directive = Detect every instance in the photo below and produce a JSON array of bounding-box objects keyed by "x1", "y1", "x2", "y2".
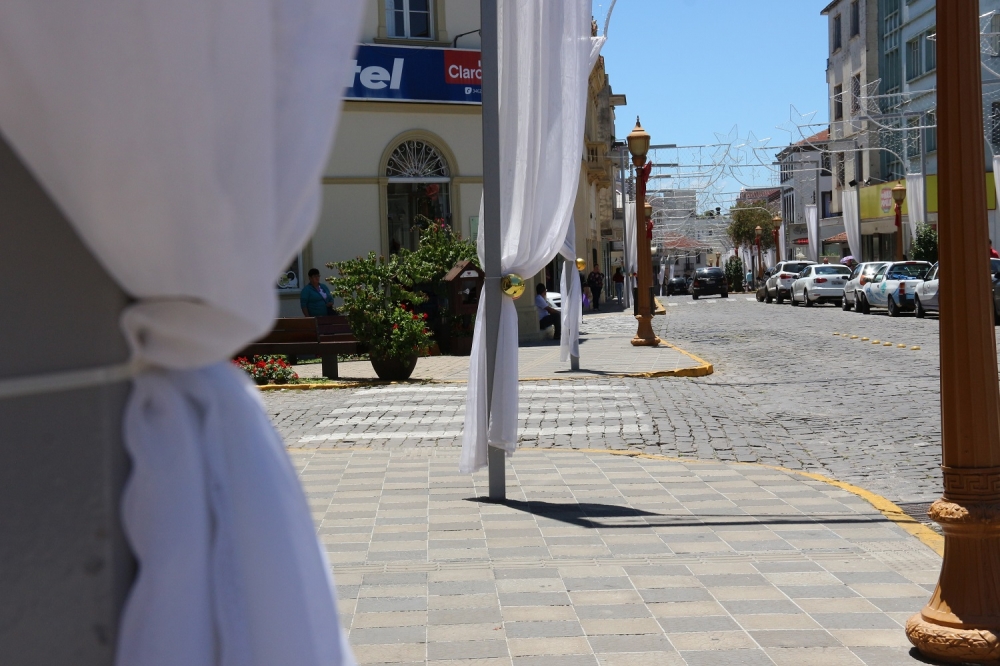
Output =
[{"x1": 370, "y1": 355, "x2": 418, "y2": 381}]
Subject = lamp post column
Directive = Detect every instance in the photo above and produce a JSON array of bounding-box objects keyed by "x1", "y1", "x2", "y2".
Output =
[
  {"x1": 905, "y1": 1, "x2": 1000, "y2": 662},
  {"x1": 893, "y1": 181, "x2": 906, "y2": 261},
  {"x1": 628, "y1": 118, "x2": 660, "y2": 347}
]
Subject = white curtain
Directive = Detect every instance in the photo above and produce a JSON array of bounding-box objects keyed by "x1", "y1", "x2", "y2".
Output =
[
  {"x1": 625, "y1": 201, "x2": 637, "y2": 307},
  {"x1": 461, "y1": 1, "x2": 603, "y2": 473},
  {"x1": 842, "y1": 191, "x2": 862, "y2": 260},
  {"x1": 559, "y1": 220, "x2": 582, "y2": 362},
  {"x1": 0, "y1": 2, "x2": 365, "y2": 665},
  {"x1": 806, "y1": 204, "x2": 820, "y2": 262},
  {"x1": 778, "y1": 222, "x2": 787, "y2": 262},
  {"x1": 905, "y1": 173, "x2": 925, "y2": 242},
  {"x1": 994, "y1": 157, "x2": 1000, "y2": 225}
]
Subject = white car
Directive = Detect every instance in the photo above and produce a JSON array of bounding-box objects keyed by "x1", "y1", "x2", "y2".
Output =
[
  {"x1": 913, "y1": 263, "x2": 939, "y2": 318},
  {"x1": 842, "y1": 262, "x2": 888, "y2": 312},
  {"x1": 547, "y1": 291, "x2": 562, "y2": 309},
  {"x1": 764, "y1": 260, "x2": 815, "y2": 304},
  {"x1": 858, "y1": 261, "x2": 932, "y2": 316},
  {"x1": 789, "y1": 264, "x2": 852, "y2": 307}
]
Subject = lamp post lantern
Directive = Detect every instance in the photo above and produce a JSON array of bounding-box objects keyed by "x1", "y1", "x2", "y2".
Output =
[
  {"x1": 905, "y1": 3, "x2": 1000, "y2": 663},
  {"x1": 627, "y1": 117, "x2": 660, "y2": 346},
  {"x1": 892, "y1": 180, "x2": 906, "y2": 261},
  {"x1": 755, "y1": 225, "x2": 763, "y2": 281}
]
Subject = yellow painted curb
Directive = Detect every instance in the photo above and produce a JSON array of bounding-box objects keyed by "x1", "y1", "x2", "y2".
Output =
[
  {"x1": 569, "y1": 449, "x2": 943, "y2": 556},
  {"x1": 837, "y1": 333, "x2": 923, "y2": 352},
  {"x1": 258, "y1": 339, "x2": 714, "y2": 390}
]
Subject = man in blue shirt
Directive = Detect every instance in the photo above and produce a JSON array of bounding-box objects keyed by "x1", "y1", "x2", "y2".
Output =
[{"x1": 300, "y1": 268, "x2": 334, "y2": 317}]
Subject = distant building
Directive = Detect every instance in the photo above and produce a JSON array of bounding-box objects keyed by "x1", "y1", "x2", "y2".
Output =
[{"x1": 776, "y1": 130, "x2": 837, "y2": 259}]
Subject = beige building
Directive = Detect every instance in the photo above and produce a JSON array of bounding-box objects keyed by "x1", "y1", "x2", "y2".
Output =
[{"x1": 285, "y1": 1, "x2": 625, "y2": 341}]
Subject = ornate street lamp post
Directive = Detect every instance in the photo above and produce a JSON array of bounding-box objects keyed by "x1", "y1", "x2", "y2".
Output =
[
  {"x1": 892, "y1": 180, "x2": 907, "y2": 261},
  {"x1": 754, "y1": 225, "x2": 763, "y2": 282},
  {"x1": 627, "y1": 118, "x2": 660, "y2": 346},
  {"x1": 905, "y1": 3, "x2": 1000, "y2": 663}
]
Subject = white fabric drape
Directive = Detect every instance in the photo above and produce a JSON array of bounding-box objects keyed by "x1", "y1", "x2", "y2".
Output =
[
  {"x1": 778, "y1": 222, "x2": 787, "y2": 262},
  {"x1": 461, "y1": 1, "x2": 603, "y2": 473},
  {"x1": 842, "y1": 191, "x2": 862, "y2": 260},
  {"x1": 625, "y1": 201, "x2": 637, "y2": 308},
  {"x1": 806, "y1": 204, "x2": 820, "y2": 262},
  {"x1": 0, "y1": 2, "x2": 365, "y2": 664},
  {"x1": 994, "y1": 157, "x2": 1000, "y2": 224},
  {"x1": 559, "y1": 219, "x2": 582, "y2": 362},
  {"x1": 905, "y1": 173, "x2": 925, "y2": 242}
]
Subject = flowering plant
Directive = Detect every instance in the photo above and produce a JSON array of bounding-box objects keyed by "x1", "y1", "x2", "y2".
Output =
[
  {"x1": 232, "y1": 355, "x2": 299, "y2": 383},
  {"x1": 327, "y1": 252, "x2": 433, "y2": 361}
]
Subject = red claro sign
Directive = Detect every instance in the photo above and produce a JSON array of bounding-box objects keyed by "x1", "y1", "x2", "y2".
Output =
[
  {"x1": 880, "y1": 187, "x2": 894, "y2": 213},
  {"x1": 444, "y1": 50, "x2": 482, "y2": 85}
]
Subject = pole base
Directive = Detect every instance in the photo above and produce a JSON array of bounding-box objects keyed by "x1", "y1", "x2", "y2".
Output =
[
  {"x1": 906, "y1": 614, "x2": 1000, "y2": 664},
  {"x1": 907, "y1": 496, "x2": 1000, "y2": 663},
  {"x1": 631, "y1": 315, "x2": 661, "y2": 347}
]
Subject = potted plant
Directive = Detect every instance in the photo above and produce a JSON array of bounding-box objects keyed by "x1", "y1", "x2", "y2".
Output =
[{"x1": 327, "y1": 252, "x2": 433, "y2": 381}]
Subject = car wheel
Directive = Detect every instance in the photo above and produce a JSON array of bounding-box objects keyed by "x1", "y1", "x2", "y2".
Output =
[
  {"x1": 888, "y1": 296, "x2": 900, "y2": 317},
  {"x1": 842, "y1": 296, "x2": 852, "y2": 312},
  {"x1": 776, "y1": 292, "x2": 784, "y2": 305},
  {"x1": 995, "y1": 303, "x2": 1000, "y2": 326},
  {"x1": 790, "y1": 291, "x2": 799, "y2": 307},
  {"x1": 722, "y1": 291, "x2": 729, "y2": 298},
  {"x1": 860, "y1": 294, "x2": 871, "y2": 315},
  {"x1": 765, "y1": 290, "x2": 772, "y2": 303},
  {"x1": 834, "y1": 299, "x2": 843, "y2": 309},
  {"x1": 692, "y1": 294, "x2": 699, "y2": 300},
  {"x1": 803, "y1": 289, "x2": 813, "y2": 307},
  {"x1": 915, "y1": 296, "x2": 925, "y2": 319}
]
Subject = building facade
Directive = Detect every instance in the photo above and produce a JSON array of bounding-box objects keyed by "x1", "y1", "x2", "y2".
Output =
[{"x1": 777, "y1": 130, "x2": 837, "y2": 259}]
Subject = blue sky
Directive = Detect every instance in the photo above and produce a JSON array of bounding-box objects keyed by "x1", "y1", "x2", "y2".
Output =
[{"x1": 598, "y1": 0, "x2": 830, "y2": 180}]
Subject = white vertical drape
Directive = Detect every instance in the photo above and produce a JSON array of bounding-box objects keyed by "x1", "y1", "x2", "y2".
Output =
[
  {"x1": 460, "y1": 1, "x2": 604, "y2": 473},
  {"x1": 778, "y1": 222, "x2": 787, "y2": 262},
  {"x1": 806, "y1": 204, "x2": 820, "y2": 262},
  {"x1": 994, "y1": 157, "x2": 1000, "y2": 225},
  {"x1": 842, "y1": 191, "x2": 862, "y2": 260},
  {"x1": 0, "y1": 2, "x2": 365, "y2": 664},
  {"x1": 906, "y1": 173, "x2": 925, "y2": 241},
  {"x1": 625, "y1": 201, "x2": 637, "y2": 307},
  {"x1": 559, "y1": 220, "x2": 582, "y2": 362}
]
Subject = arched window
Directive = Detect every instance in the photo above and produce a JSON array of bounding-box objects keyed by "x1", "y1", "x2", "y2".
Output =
[{"x1": 385, "y1": 139, "x2": 452, "y2": 253}]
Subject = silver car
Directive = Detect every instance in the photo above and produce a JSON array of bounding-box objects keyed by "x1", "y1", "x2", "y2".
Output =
[
  {"x1": 913, "y1": 263, "x2": 939, "y2": 318},
  {"x1": 764, "y1": 261, "x2": 815, "y2": 304},
  {"x1": 790, "y1": 264, "x2": 852, "y2": 307},
  {"x1": 842, "y1": 262, "x2": 888, "y2": 312}
]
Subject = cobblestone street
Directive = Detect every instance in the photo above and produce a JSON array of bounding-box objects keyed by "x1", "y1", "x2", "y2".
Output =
[{"x1": 266, "y1": 294, "x2": 949, "y2": 505}]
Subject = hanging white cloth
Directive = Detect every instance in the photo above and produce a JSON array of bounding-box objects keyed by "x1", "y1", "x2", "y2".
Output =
[
  {"x1": 994, "y1": 157, "x2": 1000, "y2": 224},
  {"x1": 778, "y1": 221, "x2": 787, "y2": 262},
  {"x1": 625, "y1": 201, "x2": 637, "y2": 308},
  {"x1": 461, "y1": 0, "x2": 603, "y2": 473},
  {"x1": 905, "y1": 173, "x2": 925, "y2": 242},
  {"x1": 559, "y1": 219, "x2": 582, "y2": 362},
  {"x1": 806, "y1": 204, "x2": 820, "y2": 262},
  {"x1": 0, "y1": 2, "x2": 365, "y2": 664},
  {"x1": 842, "y1": 190, "x2": 862, "y2": 260}
]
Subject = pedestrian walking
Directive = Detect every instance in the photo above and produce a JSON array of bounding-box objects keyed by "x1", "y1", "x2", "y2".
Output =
[
  {"x1": 587, "y1": 265, "x2": 604, "y2": 311},
  {"x1": 612, "y1": 267, "x2": 625, "y2": 304}
]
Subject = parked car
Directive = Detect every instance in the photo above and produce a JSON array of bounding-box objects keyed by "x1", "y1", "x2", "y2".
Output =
[
  {"x1": 547, "y1": 291, "x2": 562, "y2": 309},
  {"x1": 790, "y1": 264, "x2": 852, "y2": 307},
  {"x1": 691, "y1": 267, "x2": 728, "y2": 299},
  {"x1": 666, "y1": 276, "x2": 688, "y2": 295},
  {"x1": 857, "y1": 261, "x2": 932, "y2": 316},
  {"x1": 764, "y1": 261, "x2": 815, "y2": 304},
  {"x1": 842, "y1": 261, "x2": 888, "y2": 312},
  {"x1": 914, "y1": 263, "x2": 939, "y2": 318}
]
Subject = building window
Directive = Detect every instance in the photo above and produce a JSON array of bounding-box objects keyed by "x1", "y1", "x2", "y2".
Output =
[
  {"x1": 882, "y1": 0, "x2": 902, "y2": 94},
  {"x1": 991, "y1": 15, "x2": 1000, "y2": 56},
  {"x1": 833, "y1": 14, "x2": 843, "y2": 51},
  {"x1": 906, "y1": 37, "x2": 922, "y2": 80},
  {"x1": 907, "y1": 116, "x2": 922, "y2": 163},
  {"x1": 277, "y1": 254, "x2": 303, "y2": 291},
  {"x1": 992, "y1": 103, "x2": 1000, "y2": 154},
  {"x1": 386, "y1": 0, "x2": 432, "y2": 40},
  {"x1": 925, "y1": 29, "x2": 937, "y2": 72},
  {"x1": 821, "y1": 191, "x2": 834, "y2": 219},
  {"x1": 851, "y1": 74, "x2": 862, "y2": 116},
  {"x1": 926, "y1": 111, "x2": 937, "y2": 152},
  {"x1": 834, "y1": 84, "x2": 844, "y2": 120},
  {"x1": 385, "y1": 139, "x2": 451, "y2": 253},
  {"x1": 850, "y1": 1, "x2": 860, "y2": 37},
  {"x1": 836, "y1": 153, "x2": 846, "y2": 188}
]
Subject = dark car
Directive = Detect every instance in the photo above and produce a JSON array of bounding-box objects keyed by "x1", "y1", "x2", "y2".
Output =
[
  {"x1": 666, "y1": 276, "x2": 688, "y2": 295},
  {"x1": 691, "y1": 267, "x2": 728, "y2": 300}
]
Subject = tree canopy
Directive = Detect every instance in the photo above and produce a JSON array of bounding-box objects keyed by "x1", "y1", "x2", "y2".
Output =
[{"x1": 726, "y1": 201, "x2": 778, "y2": 251}]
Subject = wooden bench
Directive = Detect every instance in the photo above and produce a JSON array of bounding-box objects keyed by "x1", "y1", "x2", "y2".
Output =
[{"x1": 238, "y1": 316, "x2": 357, "y2": 379}]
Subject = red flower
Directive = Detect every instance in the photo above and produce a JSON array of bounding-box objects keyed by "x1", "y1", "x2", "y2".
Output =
[
  {"x1": 422, "y1": 313, "x2": 428, "y2": 320},
  {"x1": 412, "y1": 314, "x2": 419, "y2": 320},
  {"x1": 393, "y1": 324, "x2": 399, "y2": 330}
]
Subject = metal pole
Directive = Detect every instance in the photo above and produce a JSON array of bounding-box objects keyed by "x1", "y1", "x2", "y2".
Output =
[{"x1": 480, "y1": 0, "x2": 504, "y2": 501}]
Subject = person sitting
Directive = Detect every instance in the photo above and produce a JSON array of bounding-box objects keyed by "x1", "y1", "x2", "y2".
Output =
[{"x1": 535, "y1": 283, "x2": 561, "y2": 338}]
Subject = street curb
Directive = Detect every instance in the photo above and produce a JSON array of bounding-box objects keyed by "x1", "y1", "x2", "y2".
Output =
[
  {"x1": 257, "y1": 339, "x2": 714, "y2": 390},
  {"x1": 571, "y1": 449, "x2": 944, "y2": 557}
]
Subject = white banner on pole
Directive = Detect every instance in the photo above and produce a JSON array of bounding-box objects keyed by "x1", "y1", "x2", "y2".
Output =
[
  {"x1": 805, "y1": 204, "x2": 819, "y2": 262},
  {"x1": 842, "y1": 191, "x2": 862, "y2": 260},
  {"x1": 905, "y1": 173, "x2": 925, "y2": 243}
]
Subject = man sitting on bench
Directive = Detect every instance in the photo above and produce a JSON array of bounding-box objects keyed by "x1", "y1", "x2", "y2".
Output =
[{"x1": 535, "y1": 283, "x2": 561, "y2": 338}]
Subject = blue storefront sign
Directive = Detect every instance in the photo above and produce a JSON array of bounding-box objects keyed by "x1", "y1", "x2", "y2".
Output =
[{"x1": 346, "y1": 44, "x2": 482, "y2": 105}]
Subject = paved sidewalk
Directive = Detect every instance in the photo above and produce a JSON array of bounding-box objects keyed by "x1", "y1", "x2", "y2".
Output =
[
  {"x1": 293, "y1": 314, "x2": 709, "y2": 382},
  {"x1": 297, "y1": 448, "x2": 940, "y2": 665}
]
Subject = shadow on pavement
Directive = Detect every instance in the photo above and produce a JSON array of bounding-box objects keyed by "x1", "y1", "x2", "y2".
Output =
[{"x1": 465, "y1": 498, "x2": 892, "y2": 529}]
